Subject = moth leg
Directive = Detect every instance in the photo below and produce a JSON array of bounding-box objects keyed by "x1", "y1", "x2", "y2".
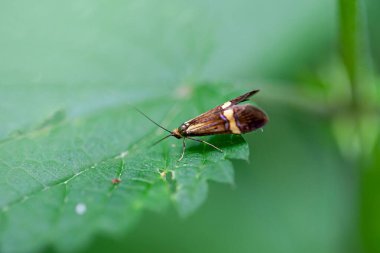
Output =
[
  {"x1": 186, "y1": 137, "x2": 223, "y2": 153},
  {"x1": 178, "y1": 138, "x2": 186, "y2": 162}
]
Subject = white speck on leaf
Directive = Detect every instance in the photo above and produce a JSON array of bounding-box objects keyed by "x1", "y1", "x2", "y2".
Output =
[
  {"x1": 75, "y1": 203, "x2": 87, "y2": 215},
  {"x1": 116, "y1": 151, "x2": 129, "y2": 159}
]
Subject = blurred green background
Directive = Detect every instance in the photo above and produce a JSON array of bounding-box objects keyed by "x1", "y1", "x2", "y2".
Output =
[{"x1": 1, "y1": 0, "x2": 379, "y2": 252}]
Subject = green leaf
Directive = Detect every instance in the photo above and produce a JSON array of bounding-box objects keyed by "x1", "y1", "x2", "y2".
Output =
[
  {"x1": 0, "y1": 84, "x2": 249, "y2": 253},
  {"x1": 0, "y1": 0, "x2": 336, "y2": 252}
]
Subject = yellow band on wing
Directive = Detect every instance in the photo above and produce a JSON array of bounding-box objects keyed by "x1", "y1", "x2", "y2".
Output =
[
  {"x1": 221, "y1": 101, "x2": 232, "y2": 109},
  {"x1": 223, "y1": 109, "x2": 241, "y2": 134}
]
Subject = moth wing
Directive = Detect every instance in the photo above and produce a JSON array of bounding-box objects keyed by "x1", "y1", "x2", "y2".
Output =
[
  {"x1": 185, "y1": 89, "x2": 260, "y2": 125},
  {"x1": 231, "y1": 104, "x2": 268, "y2": 133},
  {"x1": 182, "y1": 89, "x2": 262, "y2": 136},
  {"x1": 184, "y1": 105, "x2": 222, "y2": 126},
  {"x1": 184, "y1": 112, "x2": 230, "y2": 136},
  {"x1": 228, "y1": 89, "x2": 260, "y2": 106},
  {"x1": 184, "y1": 104, "x2": 268, "y2": 136},
  {"x1": 216, "y1": 89, "x2": 260, "y2": 111}
]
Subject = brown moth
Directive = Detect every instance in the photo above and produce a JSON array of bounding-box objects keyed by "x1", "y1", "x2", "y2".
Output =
[{"x1": 137, "y1": 90, "x2": 268, "y2": 161}]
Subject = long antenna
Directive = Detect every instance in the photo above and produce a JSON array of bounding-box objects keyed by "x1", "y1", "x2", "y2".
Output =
[
  {"x1": 152, "y1": 134, "x2": 173, "y2": 146},
  {"x1": 134, "y1": 107, "x2": 173, "y2": 134}
]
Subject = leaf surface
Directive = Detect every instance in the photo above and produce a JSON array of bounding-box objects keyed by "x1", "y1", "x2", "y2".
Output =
[
  {"x1": 0, "y1": 85, "x2": 249, "y2": 253},
  {"x1": 0, "y1": 0, "x2": 334, "y2": 252}
]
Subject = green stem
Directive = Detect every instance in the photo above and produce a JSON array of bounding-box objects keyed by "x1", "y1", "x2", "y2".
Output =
[{"x1": 339, "y1": 0, "x2": 360, "y2": 110}]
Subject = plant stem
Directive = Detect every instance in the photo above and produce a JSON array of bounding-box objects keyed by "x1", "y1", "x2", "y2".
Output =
[
  {"x1": 338, "y1": 1, "x2": 364, "y2": 253},
  {"x1": 339, "y1": 0, "x2": 360, "y2": 110}
]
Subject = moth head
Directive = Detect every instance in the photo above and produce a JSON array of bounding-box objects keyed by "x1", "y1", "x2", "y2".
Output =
[{"x1": 171, "y1": 128, "x2": 182, "y2": 139}]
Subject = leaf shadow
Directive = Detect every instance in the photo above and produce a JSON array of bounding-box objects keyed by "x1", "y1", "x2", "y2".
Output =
[{"x1": 185, "y1": 134, "x2": 246, "y2": 155}]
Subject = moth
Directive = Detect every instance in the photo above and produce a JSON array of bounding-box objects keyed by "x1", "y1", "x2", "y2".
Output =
[{"x1": 138, "y1": 89, "x2": 268, "y2": 161}]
